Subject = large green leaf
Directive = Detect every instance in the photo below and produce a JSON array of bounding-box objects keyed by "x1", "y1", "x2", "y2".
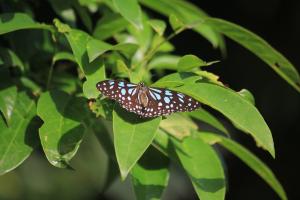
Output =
[
  {"x1": 113, "y1": 105, "x2": 161, "y2": 179},
  {"x1": 176, "y1": 83, "x2": 274, "y2": 157},
  {"x1": 37, "y1": 90, "x2": 88, "y2": 168},
  {"x1": 139, "y1": 0, "x2": 225, "y2": 49},
  {"x1": 0, "y1": 92, "x2": 37, "y2": 175},
  {"x1": 148, "y1": 55, "x2": 180, "y2": 70},
  {"x1": 83, "y1": 63, "x2": 106, "y2": 99},
  {"x1": 204, "y1": 18, "x2": 300, "y2": 92},
  {"x1": 0, "y1": 13, "x2": 54, "y2": 35},
  {"x1": 199, "y1": 132, "x2": 287, "y2": 200},
  {"x1": 113, "y1": 0, "x2": 143, "y2": 29},
  {"x1": 177, "y1": 54, "x2": 206, "y2": 72},
  {"x1": 93, "y1": 13, "x2": 129, "y2": 40},
  {"x1": 86, "y1": 39, "x2": 138, "y2": 62},
  {"x1": 131, "y1": 146, "x2": 169, "y2": 200},
  {"x1": 153, "y1": 73, "x2": 275, "y2": 157},
  {"x1": 173, "y1": 136, "x2": 226, "y2": 200},
  {"x1": 0, "y1": 86, "x2": 17, "y2": 126}
]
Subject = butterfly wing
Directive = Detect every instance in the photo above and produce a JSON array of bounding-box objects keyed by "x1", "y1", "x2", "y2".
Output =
[
  {"x1": 141, "y1": 87, "x2": 201, "y2": 117},
  {"x1": 96, "y1": 80, "x2": 143, "y2": 115}
]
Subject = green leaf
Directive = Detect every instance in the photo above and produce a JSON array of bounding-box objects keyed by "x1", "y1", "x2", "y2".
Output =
[
  {"x1": 238, "y1": 89, "x2": 255, "y2": 105},
  {"x1": 0, "y1": 92, "x2": 37, "y2": 175},
  {"x1": 151, "y1": 72, "x2": 199, "y2": 88},
  {"x1": 52, "y1": 51, "x2": 76, "y2": 64},
  {"x1": 187, "y1": 108, "x2": 229, "y2": 136},
  {"x1": 0, "y1": 86, "x2": 17, "y2": 126},
  {"x1": 199, "y1": 132, "x2": 287, "y2": 200},
  {"x1": 173, "y1": 136, "x2": 226, "y2": 200},
  {"x1": 0, "y1": 47, "x2": 25, "y2": 72},
  {"x1": 131, "y1": 146, "x2": 169, "y2": 200},
  {"x1": 148, "y1": 19, "x2": 166, "y2": 36},
  {"x1": 176, "y1": 82, "x2": 275, "y2": 157},
  {"x1": 113, "y1": 0, "x2": 143, "y2": 29},
  {"x1": 169, "y1": 14, "x2": 184, "y2": 31},
  {"x1": 0, "y1": 13, "x2": 54, "y2": 35},
  {"x1": 148, "y1": 55, "x2": 180, "y2": 70},
  {"x1": 73, "y1": 1, "x2": 92, "y2": 31},
  {"x1": 160, "y1": 113, "x2": 197, "y2": 140},
  {"x1": 113, "y1": 105, "x2": 161, "y2": 179},
  {"x1": 177, "y1": 54, "x2": 206, "y2": 72},
  {"x1": 139, "y1": 0, "x2": 225, "y2": 50},
  {"x1": 37, "y1": 90, "x2": 88, "y2": 168},
  {"x1": 93, "y1": 13, "x2": 129, "y2": 40},
  {"x1": 86, "y1": 39, "x2": 138, "y2": 62},
  {"x1": 204, "y1": 18, "x2": 300, "y2": 92},
  {"x1": 83, "y1": 62, "x2": 106, "y2": 99}
]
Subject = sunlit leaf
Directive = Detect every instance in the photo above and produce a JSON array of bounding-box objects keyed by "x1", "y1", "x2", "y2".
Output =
[
  {"x1": 148, "y1": 19, "x2": 166, "y2": 36},
  {"x1": 0, "y1": 13, "x2": 54, "y2": 35},
  {"x1": 83, "y1": 62, "x2": 106, "y2": 99},
  {"x1": 113, "y1": 0, "x2": 143, "y2": 29},
  {"x1": 86, "y1": 39, "x2": 138, "y2": 62},
  {"x1": 177, "y1": 54, "x2": 206, "y2": 72},
  {"x1": 113, "y1": 105, "x2": 161, "y2": 179},
  {"x1": 93, "y1": 13, "x2": 129, "y2": 40}
]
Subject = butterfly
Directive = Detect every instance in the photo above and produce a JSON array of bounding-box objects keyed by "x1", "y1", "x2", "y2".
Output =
[{"x1": 96, "y1": 80, "x2": 201, "y2": 118}]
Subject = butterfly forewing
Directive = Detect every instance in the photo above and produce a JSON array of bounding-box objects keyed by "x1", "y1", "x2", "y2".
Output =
[
  {"x1": 96, "y1": 80, "x2": 142, "y2": 114},
  {"x1": 96, "y1": 80, "x2": 201, "y2": 118}
]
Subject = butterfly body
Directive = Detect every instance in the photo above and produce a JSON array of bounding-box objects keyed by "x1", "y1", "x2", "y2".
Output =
[{"x1": 96, "y1": 80, "x2": 200, "y2": 118}]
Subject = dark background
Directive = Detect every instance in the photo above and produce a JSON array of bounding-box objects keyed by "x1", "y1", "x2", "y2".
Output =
[
  {"x1": 1, "y1": 0, "x2": 300, "y2": 200},
  {"x1": 173, "y1": 0, "x2": 300, "y2": 199}
]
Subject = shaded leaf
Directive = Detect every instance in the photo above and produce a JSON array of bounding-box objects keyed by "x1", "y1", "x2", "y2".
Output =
[
  {"x1": 204, "y1": 18, "x2": 300, "y2": 92},
  {"x1": 52, "y1": 51, "x2": 76, "y2": 64},
  {"x1": 131, "y1": 146, "x2": 169, "y2": 200},
  {"x1": 0, "y1": 86, "x2": 17, "y2": 126},
  {"x1": 113, "y1": 105, "x2": 161, "y2": 179},
  {"x1": 0, "y1": 92, "x2": 37, "y2": 175},
  {"x1": 199, "y1": 132, "x2": 287, "y2": 200},
  {"x1": 187, "y1": 108, "x2": 229, "y2": 136},
  {"x1": 160, "y1": 113, "x2": 197, "y2": 140},
  {"x1": 0, "y1": 47, "x2": 25, "y2": 72},
  {"x1": 37, "y1": 90, "x2": 88, "y2": 168},
  {"x1": 173, "y1": 136, "x2": 226, "y2": 200}
]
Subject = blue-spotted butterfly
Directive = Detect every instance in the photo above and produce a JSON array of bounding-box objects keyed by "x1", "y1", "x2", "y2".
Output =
[{"x1": 96, "y1": 80, "x2": 201, "y2": 118}]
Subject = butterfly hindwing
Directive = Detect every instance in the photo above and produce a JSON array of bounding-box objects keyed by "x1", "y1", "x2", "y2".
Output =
[{"x1": 141, "y1": 87, "x2": 200, "y2": 117}]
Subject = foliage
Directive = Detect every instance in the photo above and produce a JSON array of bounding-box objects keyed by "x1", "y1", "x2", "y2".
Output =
[{"x1": 1, "y1": 0, "x2": 299, "y2": 199}]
